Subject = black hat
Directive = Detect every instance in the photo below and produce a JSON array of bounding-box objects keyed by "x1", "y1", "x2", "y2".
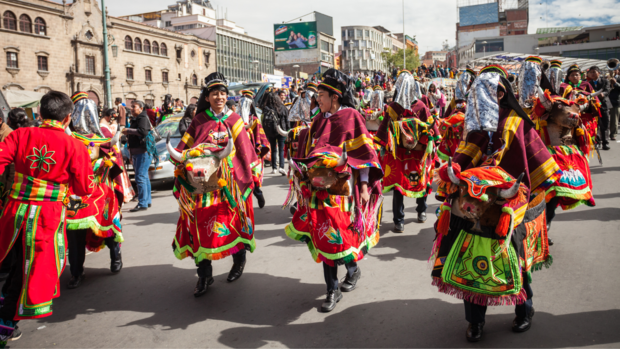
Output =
[
  {"x1": 319, "y1": 68, "x2": 356, "y2": 108},
  {"x1": 204, "y1": 72, "x2": 228, "y2": 94}
]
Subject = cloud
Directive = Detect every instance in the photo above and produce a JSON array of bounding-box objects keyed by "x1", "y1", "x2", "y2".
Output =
[{"x1": 52, "y1": 0, "x2": 619, "y2": 57}]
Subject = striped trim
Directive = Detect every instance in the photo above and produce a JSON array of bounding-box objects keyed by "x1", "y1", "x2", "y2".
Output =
[
  {"x1": 530, "y1": 157, "x2": 562, "y2": 192},
  {"x1": 181, "y1": 132, "x2": 195, "y2": 148},
  {"x1": 550, "y1": 60, "x2": 562, "y2": 68},
  {"x1": 10, "y1": 173, "x2": 67, "y2": 202},
  {"x1": 206, "y1": 81, "x2": 227, "y2": 90},
  {"x1": 72, "y1": 133, "x2": 111, "y2": 146},
  {"x1": 480, "y1": 64, "x2": 507, "y2": 78},
  {"x1": 39, "y1": 120, "x2": 64, "y2": 130},
  {"x1": 319, "y1": 82, "x2": 342, "y2": 96},
  {"x1": 465, "y1": 68, "x2": 476, "y2": 77},
  {"x1": 525, "y1": 56, "x2": 542, "y2": 64},
  {"x1": 71, "y1": 92, "x2": 88, "y2": 104},
  {"x1": 455, "y1": 141, "x2": 483, "y2": 166},
  {"x1": 240, "y1": 89, "x2": 255, "y2": 97}
]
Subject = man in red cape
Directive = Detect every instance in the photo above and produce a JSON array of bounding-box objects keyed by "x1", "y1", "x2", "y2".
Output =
[{"x1": 0, "y1": 91, "x2": 93, "y2": 345}]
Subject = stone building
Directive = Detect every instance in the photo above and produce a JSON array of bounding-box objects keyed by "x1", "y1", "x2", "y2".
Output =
[{"x1": 0, "y1": 0, "x2": 216, "y2": 108}]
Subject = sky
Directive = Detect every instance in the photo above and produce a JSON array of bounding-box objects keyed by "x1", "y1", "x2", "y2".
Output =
[{"x1": 61, "y1": 0, "x2": 620, "y2": 55}]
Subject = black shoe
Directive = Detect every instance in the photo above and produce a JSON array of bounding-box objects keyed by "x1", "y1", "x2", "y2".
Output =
[
  {"x1": 67, "y1": 273, "x2": 85, "y2": 289},
  {"x1": 227, "y1": 260, "x2": 246, "y2": 282},
  {"x1": 321, "y1": 289, "x2": 343, "y2": 313},
  {"x1": 290, "y1": 202, "x2": 298, "y2": 215},
  {"x1": 512, "y1": 307, "x2": 535, "y2": 333},
  {"x1": 603, "y1": 144, "x2": 611, "y2": 150},
  {"x1": 418, "y1": 212, "x2": 427, "y2": 223},
  {"x1": 129, "y1": 205, "x2": 148, "y2": 212},
  {"x1": 546, "y1": 221, "x2": 551, "y2": 231},
  {"x1": 394, "y1": 223, "x2": 404, "y2": 233},
  {"x1": 10, "y1": 326, "x2": 21, "y2": 341},
  {"x1": 110, "y1": 251, "x2": 123, "y2": 273},
  {"x1": 194, "y1": 277, "x2": 215, "y2": 297},
  {"x1": 466, "y1": 322, "x2": 484, "y2": 342},
  {"x1": 148, "y1": 204, "x2": 152, "y2": 208},
  {"x1": 340, "y1": 267, "x2": 361, "y2": 292},
  {"x1": 548, "y1": 238, "x2": 554, "y2": 246},
  {"x1": 255, "y1": 192, "x2": 265, "y2": 209}
]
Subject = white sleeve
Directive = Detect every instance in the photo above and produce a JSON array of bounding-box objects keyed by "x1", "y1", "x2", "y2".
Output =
[{"x1": 359, "y1": 168, "x2": 369, "y2": 183}]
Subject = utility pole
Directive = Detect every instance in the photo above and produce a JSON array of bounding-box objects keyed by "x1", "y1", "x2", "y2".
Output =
[
  {"x1": 402, "y1": 0, "x2": 406, "y2": 70},
  {"x1": 101, "y1": 0, "x2": 112, "y2": 108}
]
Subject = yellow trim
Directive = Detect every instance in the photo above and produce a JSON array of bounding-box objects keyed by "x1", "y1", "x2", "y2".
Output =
[
  {"x1": 455, "y1": 141, "x2": 483, "y2": 166},
  {"x1": 562, "y1": 85, "x2": 573, "y2": 99},
  {"x1": 341, "y1": 134, "x2": 375, "y2": 152},
  {"x1": 181, "y1": 132, "x2": 195, "y2": 147},
  {"x1": 529, "y1": 157, "x2": 561, "y2": 192}
]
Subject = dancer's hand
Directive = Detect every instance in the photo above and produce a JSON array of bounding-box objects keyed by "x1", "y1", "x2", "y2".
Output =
[{"x1": 361, "y1": 182, "x2": 370, "y2": 204}]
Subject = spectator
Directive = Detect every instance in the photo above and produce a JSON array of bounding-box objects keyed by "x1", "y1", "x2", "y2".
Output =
[
  {"x1": 261, "y1": 92, "x2": 289, "y2": 176},
  {"x1": 115, "y1": 97, "x2": 127, "y2": 127},
  {"x1": 145, "y1": 103, "x2": 157, "y2": 127},
  {"x1": 178, "y1": 104, "x2": 197, "y2": 136},
  {"x1": 587, "y1": 66, "x2": 612, "y2": 150},
  {"x1": 609, "y1": 71, "x2": 620, "y2": 140},
  {"x1": 122, "y1": 100, "x2": 152, "y2": 212},
  {"x1": 6, "y1": 108, "x2": 32, "y2": 129},
  {"x1": 277, "y1": 90, "x2": 287, "y2": 103}
]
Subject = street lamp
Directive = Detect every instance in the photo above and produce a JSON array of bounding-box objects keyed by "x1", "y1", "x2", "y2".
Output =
[
  {"x1": 292, "y1": 64, "x2": 300, "y2": 82},
  {"x1": 252, "y1": 60, "x2": 259, "y2": 82},
  {"x1": 111, "y1": 43, "x2": 118, "y2": 58},
  {"x1": 481, "y1": 41, "x2": 488, "y2": 58}
]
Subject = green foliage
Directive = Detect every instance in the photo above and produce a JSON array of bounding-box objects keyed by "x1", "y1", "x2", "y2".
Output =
[{"x1": 381, "y1": 48, "x2": 420, "y2": 72}]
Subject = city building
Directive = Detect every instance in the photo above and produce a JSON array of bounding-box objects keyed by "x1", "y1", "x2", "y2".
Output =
[
  {"x1": 119, "y1": 0, "x2": 274, "y2": 83},
  {"x1": 273, "y1": 12, "x2": 335, "y2": 78},
  {"x1": 422, "y1": 51, "x2": 448, "y2": 66},
  {"x1": 394, "y1": 33, "x2": 419, "y2": 55},
  {"x1": 340, "y1": 25, "x2": 406, "y2": 73},
  {"x1": 458, "y1": 23, "x2": 620, "y2": 68},
  {"x1": 1, "y1": 0, "x2": 216, "y2": 107}
]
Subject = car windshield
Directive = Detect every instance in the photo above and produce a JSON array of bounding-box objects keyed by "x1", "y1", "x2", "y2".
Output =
[{"x1": 157, "y1": 120, "x2": 181, "y2": 138}]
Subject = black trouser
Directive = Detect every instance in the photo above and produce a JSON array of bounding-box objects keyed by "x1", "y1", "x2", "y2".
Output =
[
  {"x1": 546, "y1": 196, "x2": 560, "y2": 226},
  {"x1": 196, "y1": 249, "x2": 246, "y2": 278},
  {"x1": 323, "y1": 261, "x2": 358, "y2": 292},
  {"x1": 0, "y1": 234, "x2": 23, "y2": 326},
  {"x1": 268, "y1": 135, "x2": 286, "y2": 170},
  {"x1": 67, "y1": 229, "x2": 120, "y2": 277},
  {"x1": 599, "y1": 108, "x2": 611, "y2": 145},
  {"x1": 464, "y1": 275, "x2": 533, "y2": 324},
  {"x1": 0, "y1": 250, "x2": 13, "y2": 276},
  {"x1": 392, "y1": 190, "x2": 427, "y2": 224},
  {"x1": 253, "y1": 186, "x2": 263, "y2": 197}
]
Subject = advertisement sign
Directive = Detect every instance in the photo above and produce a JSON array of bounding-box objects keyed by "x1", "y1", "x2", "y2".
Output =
[
  {"x1": 459, "y1": 2, "x2": 499, "y2": 26},
  {"x1": 275, "y1": 49, "x2": 319, "y2": 65},
  {"x1": 282, "y1": 77, "x2": 294, "y2": 89},
  {"x1": 274, "y1": 22, "x2": 318, "y2": 51},
  {"x1": 262, "y1": 74, "x2": 283, "y2": 88}
]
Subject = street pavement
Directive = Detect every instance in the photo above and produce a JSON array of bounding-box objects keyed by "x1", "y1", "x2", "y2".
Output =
[{"x1": 10, "y1": 144, "x2": 620, "y2": 348}]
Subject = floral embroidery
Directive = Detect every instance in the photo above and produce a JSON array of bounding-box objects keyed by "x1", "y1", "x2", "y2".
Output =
[{"x1": 26, "y1": 145, "x2": 56, "y2": 172}]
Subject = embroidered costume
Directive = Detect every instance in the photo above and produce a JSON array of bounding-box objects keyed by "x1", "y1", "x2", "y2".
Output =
[{"x1": 0, "y1": 106, "x2": 93, "y2": 344}]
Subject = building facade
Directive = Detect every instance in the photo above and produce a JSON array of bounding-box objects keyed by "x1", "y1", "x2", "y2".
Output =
[
  {"x1": 1, "y1": 0, "x2": 216, "y2": 107},
  {"x1": 120, "y1": 0, "x2": 274, "y2": 83},
  {"x1": 340, "y1": 25, "x2": 401, "y2": 73},
  {"x1": 422, "y1": 51, "x2": 448, "y2": 66}
]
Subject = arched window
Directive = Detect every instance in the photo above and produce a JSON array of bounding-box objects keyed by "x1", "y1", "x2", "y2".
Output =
[
  {"x1": 124, "y1": 36, "x2": 132, "y2": 50},
  {"x1": 134, "y1": 38, "x2": 142, "y2": 52},
  {"x1": 160, "y1": 43, "x2": 167, "y2": 56},
  {"x1": 3, "y1": 11, "x2": 16, "y2": 31},
  {"x1": 34, "y1": 17, "x2": 46, "y2": 35},
  {"x1": 143, "y1": 39, "x2": 151, "y2": 54},
  {"x1": 192, "y1": 74, "x2": 198, "y2": 86},
  {"x1": 19, "y1": 14, "x2": 32, "y2": 33},
  {"x1": 152, "y1": 41, "x2": 159, "y2": 55}
]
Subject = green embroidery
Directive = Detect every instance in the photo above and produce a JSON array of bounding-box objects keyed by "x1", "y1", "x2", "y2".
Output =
[
  {"x1": 216, "y1": 224, "x2": 231, "y2": 237},
  {"x1": 26, "y1": 145, "x2": 56, "y2": 172},
  {"x1": 326, "y1": 228, "x2": 343, "y2": 245}
]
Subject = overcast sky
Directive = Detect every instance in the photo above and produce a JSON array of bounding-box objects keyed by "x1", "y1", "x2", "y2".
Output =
[{"x1": 80, "y1": 0, "x2": 620, "y2": 54}]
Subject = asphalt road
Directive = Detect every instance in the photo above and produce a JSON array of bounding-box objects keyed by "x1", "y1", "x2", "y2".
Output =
[{"x1": 10, "y1": 145, "x2": 620, "y2": 348}]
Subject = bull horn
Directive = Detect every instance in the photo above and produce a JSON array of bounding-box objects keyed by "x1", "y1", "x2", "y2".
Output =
[
  {"x1": 111, "y1": 130, "x2": 121, "y2": 145},
  {"x1": 214, "y1": 127, "x2": 234, "y2": 160},
  {"x1": 580, "y1": 102, "x2": 589, "y2": 113},
  {"x1": 276, "y1": 124, "x2": 288, "y2": 137},
  {"x1": 447, "y1": 158, "x2": 460, "y2": 185},
  {"x1": 537, "y1": 86, "x2": 553, "y2": 111},
  {"x1": 167, "y1": 133, "x2": 183, "y2": 162},
  {"x1": 589, "y1": 89, "x2": 603, "y2": 98},
  {"x1": 499, "y1": 173, "x2": 524, "y2": 199},
  {"x1": 336, "y1": 143, "x2": 348, "y2": 167},
  {"x1": 245, "y1": 123, "x2": 252, "y2": 130}
]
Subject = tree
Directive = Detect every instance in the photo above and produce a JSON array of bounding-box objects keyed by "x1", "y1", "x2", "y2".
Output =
[{"x1": 381, "y1": 48, "x2": 420, "y2": 72}]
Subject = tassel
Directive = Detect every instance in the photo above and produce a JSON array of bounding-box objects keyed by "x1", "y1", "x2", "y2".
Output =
[
  {"x1": 437, "y1": 203, "x2": 452, "y2": 236},
  {"x1": 281, "y1": 180, "x2": 294, "y2": 209},
  {"x1": 495, "y1": 210, "x2": 512, "y2": 237}
]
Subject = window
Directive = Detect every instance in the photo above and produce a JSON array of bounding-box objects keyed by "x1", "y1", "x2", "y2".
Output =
[
  {"x1": 204, "y1": 51, "x2": 210, "y2": 63},
  {"x1": 134, "y1": 38, "x2": 142, "y2": 52},
  {"x1": 85, "y1": 30, "x2": 93, "y2": 40},
  {"x1": 85, "y1": 56, "x2": 95, "y2": 74},
  {"x1": 192, "y1": 74, "x2": 198, "y2": 86},
  {"x1": 347, "y1": 29, "x2": 353, "y2": 37},
  {"x1": 165, "y1": 21, "x2": 172, "y2": 27},
  {"x1": 145, "y1": 69, "x2": 152, "y2": 82},
  {"x1": 365, "y1": 30, "x2": 369, "y2": 37},
  {"x1": 143, "y1": 39, "x2": 151, "y2": 54},
  {"x1": 342, "y1": 30, "x2": 346, "y2": 38},
  {"x1": 19, "y1": 14, "x2": 31, "y2": 33},
  {"x1": 125, "y1": 36, "x2": 133, "y2": 50},
  {"x1": 126, "y1": 67, "x2": 134, "y2": 80},
  {"x1": 152, "y1": 41, "x2": 159, "y2": 55},
  {"x1": 321, "y1": 40, "x2": 329, "y2": 51},
  {"x1": 37, "y1": 56, "x2": 48, "y2": 71},
  {"x1": 3, "y1": 11, "x2": 16, "y2": 30},
  {"x1": 162, "y1": 71, "x2": 168, "y2": 83},
  {"x1": 330, "y1": 43, "x2": 334, "y2": 53},
  {"x1": 34, "y1": 17, "x2": 46, "y2": 35},
  {"x1": 356, "y1": 29, "x2": 363, "y2": 37},
  {"x1": 160, "y1": 43, "x2": 167, "y2": 56},
  {"x1": 176, "y1": 48, "x2": 182, "y2": 59},
  {"x1": 6, "y1": 52, "x2": 18, "y2": 68}
]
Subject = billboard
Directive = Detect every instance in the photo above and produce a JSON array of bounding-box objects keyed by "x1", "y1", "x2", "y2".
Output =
[
  {"x1": 274, "y1": 22, "x2": 318, "y2": 51},
  {"x1": 459, "y1": 2, "x2": 498, "y2": 26}
]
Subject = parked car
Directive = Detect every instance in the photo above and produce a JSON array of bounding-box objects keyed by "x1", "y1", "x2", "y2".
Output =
[
  {"x1": 122, "y1": 115, "x2": 183, "y2": 183},
  {"x1": 227, "y1": 82, "x2": 274, "y2": 119}
]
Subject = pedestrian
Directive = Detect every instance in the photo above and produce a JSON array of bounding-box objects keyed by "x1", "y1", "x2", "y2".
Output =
[
  {"x1": 609, "y1": 70, "x2": 620, "y2": 140},
  {"x1": 384, "y1": 80, "x2": 394, "y2": 104},
  {"x1": 428, "y1": 83, "x2": 447, "y2": 118},
  {"x1": 168, "y1": 72, "x2": 259, "y2": 297},
  {"x1": 261, "y1": 91, "x2": 289, "y2": 176},
  {"x1": 145, "y1": 103, "x2": 157, "y2": 126},
  {"x1": 160, "y1": 94, "x2": 174, "y2": 124},
  {"x1": 586, "y1": 66, "x2": 612, "y2": 150},
  {"x1": 178, "y1": 103, "x2": 197, "y2": 136},
  {"x1": 277, "y1": 90, "x2": 287, "y2": 104},
  {"x1": 122, "y1": 100, "x2": 152, "y2": 212},
  {"x1": 114, "y1": 97, "x2": 127, "y2": 128},
  {"x1": 0, "y1": 109, "x2": 16, "y2": 281},
  {"x1": 285, "y1": 68, "x2": 383, "y2": 313},
  {"x1": 560, "y1": 65, "x2": 599, "y2": 150},
  {"x1": 0, "y1": 91, "x2": 94, "y2": 345}
]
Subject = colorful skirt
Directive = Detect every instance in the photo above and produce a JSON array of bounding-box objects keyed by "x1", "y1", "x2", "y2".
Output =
[
  {"x1": 546, "y1": 145, "x2": 595, "y2": 210},
  {"x1": 381, "y1": 147, "x2": 434, "y2": 198},
  {"x1": 285, "y1": 188, "x2": 382, "y2": 267},
  {"x1": 173, "y1": 186, "x2": 256, "y2": 264}
]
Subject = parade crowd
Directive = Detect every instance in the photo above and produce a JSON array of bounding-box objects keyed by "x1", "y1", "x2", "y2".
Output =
[{"x1": 0, "y1": 57, "x2": 619, "y2": 347}]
